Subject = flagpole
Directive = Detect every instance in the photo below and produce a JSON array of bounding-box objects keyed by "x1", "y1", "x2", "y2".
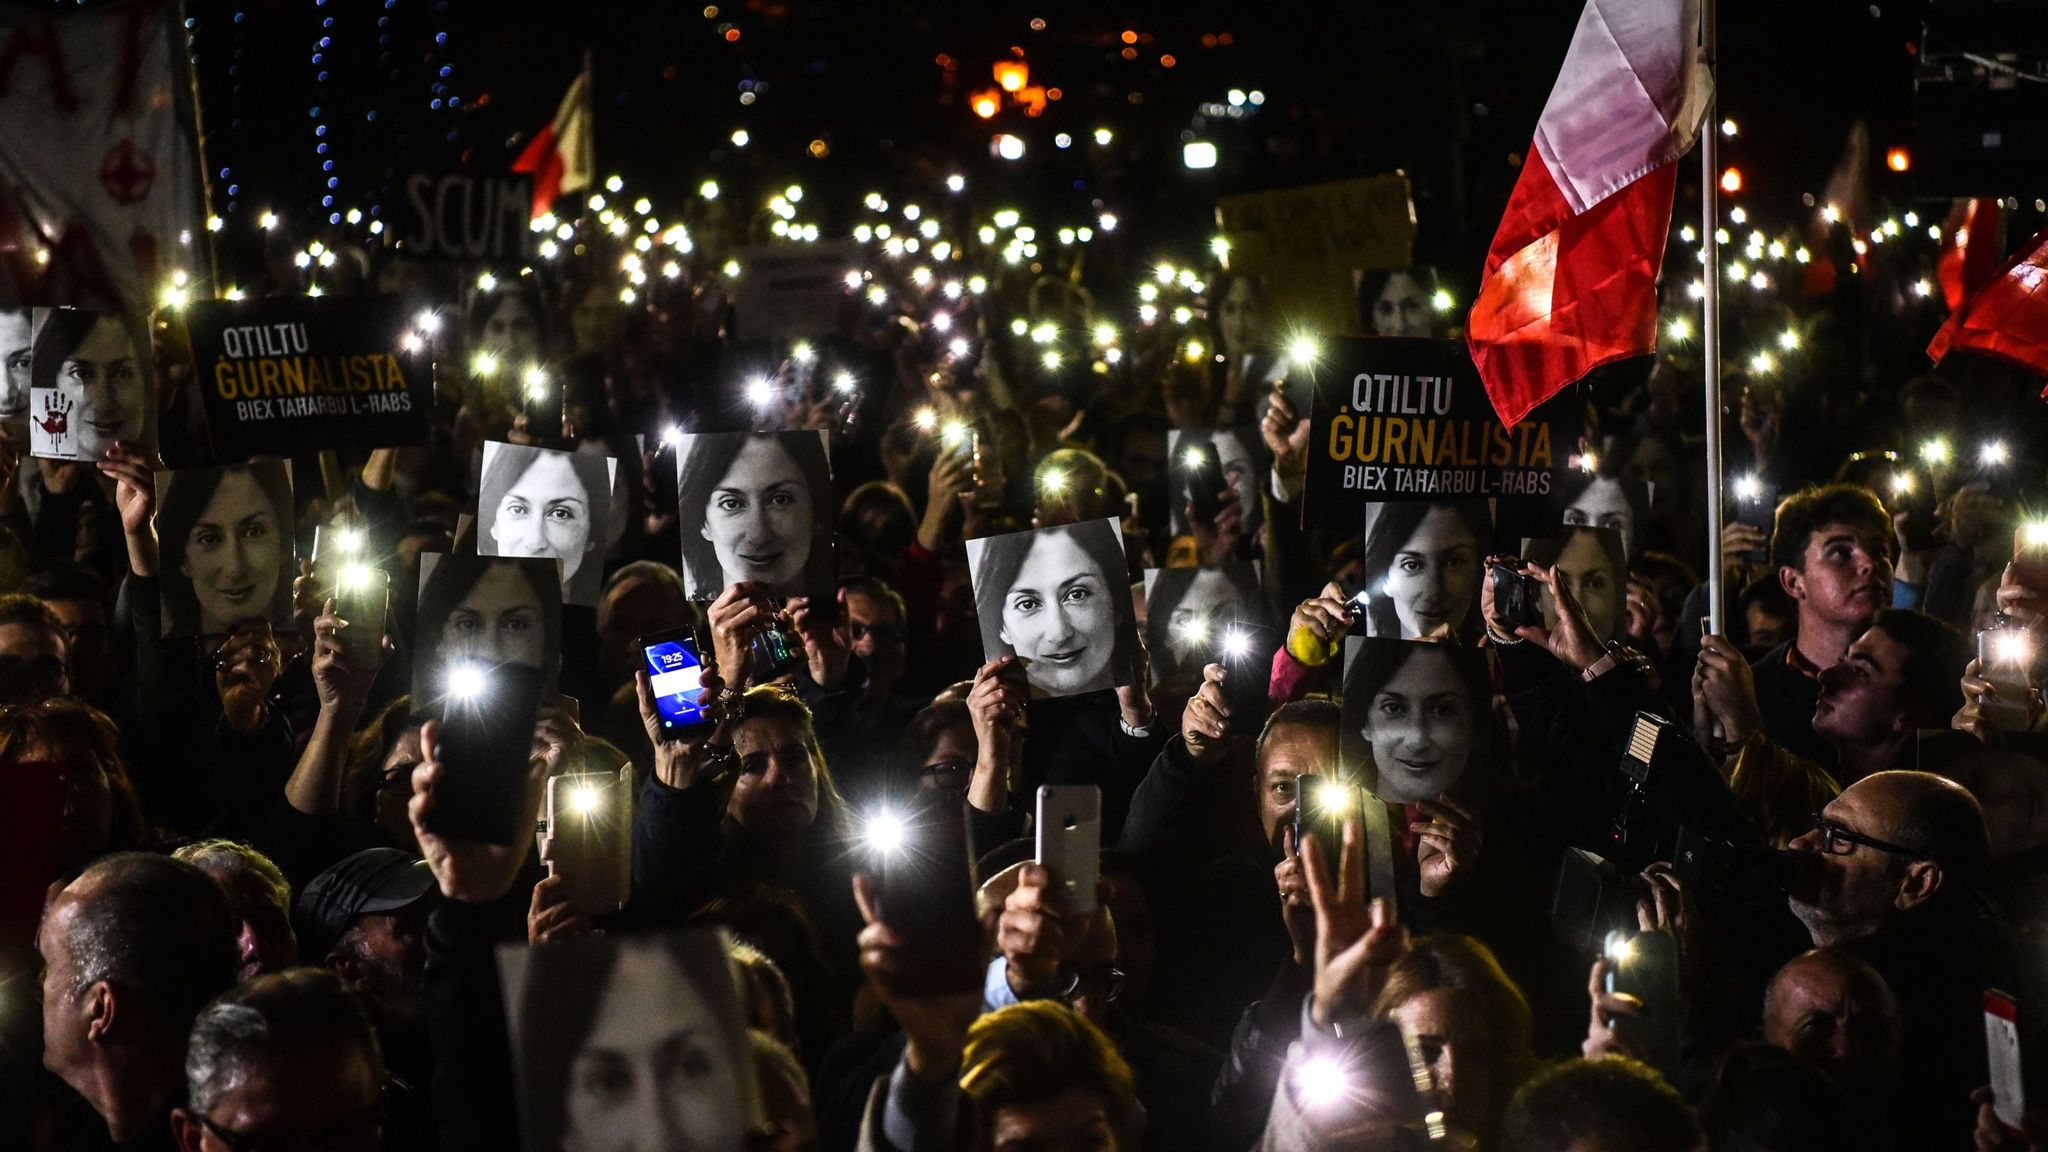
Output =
[{"x1": 1700, "y1": 0, "x2": 1726, "y2": 635}]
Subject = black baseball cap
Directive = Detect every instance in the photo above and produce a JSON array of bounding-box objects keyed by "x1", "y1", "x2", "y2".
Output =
[{"x1": 294, "y1": 848, "x2": 436, "y2": 962}]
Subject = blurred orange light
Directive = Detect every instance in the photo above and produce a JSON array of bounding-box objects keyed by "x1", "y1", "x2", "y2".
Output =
[
  {"x1": 972, "y1": 91, "x2": 1000, "y2": 119},
  {"x1": 1886, "y1": 147, "x2": 1911, "y2": 172},
  {"x1": 994, "y1": 61, "x2": 1029, "y2": 92},
  {"x1": 1121, "y1": 30, "x2": 1138, "y2": 44},
  {"x1": 1160, "y1": 53, "x2": 1176, "y2": 67},
  {"x1": 1719, "y1": 167, "x2": 1742, "y2": 193},
  {"x1": 1120, "y1": 46, "x2": 1137, "y2": 60},
  {"x1": 1046, "y1": 87, "x2": 1062, "y2": 101},
  {"x1": 723, "y1": 27, "x2": 740, "y2": 41}
]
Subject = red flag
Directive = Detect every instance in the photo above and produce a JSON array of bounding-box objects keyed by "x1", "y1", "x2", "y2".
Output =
[
  {"x1": 1927, "y1": 226, "x2": 2048, "y2": 388},
  {"x1": 511, "y1": 65, "x2": 592, "y2": 220},
  {"x1": 1468, "y1": 0, "x2": 1712, "y2": 427},
  {"x1": 1936, "y1": 197, "x2": 2002, "y2": 314}
]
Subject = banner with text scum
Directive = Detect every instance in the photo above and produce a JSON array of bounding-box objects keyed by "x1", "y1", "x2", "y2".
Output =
[
  {"x1": 186, "y1": 295, "x2": 431, "y2": 462},
  {"x1": 1304, "y1": 335, "x2": 1579, "y2": 521}
]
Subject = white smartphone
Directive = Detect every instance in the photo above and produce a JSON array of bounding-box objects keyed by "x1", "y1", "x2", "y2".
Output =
[
  {"x1": 1035, "y1": 785, "x2": 1101, "y2": 915},
  {"x1": 1986, "y1": 989, "x2": 2026, "y2": 1129}
]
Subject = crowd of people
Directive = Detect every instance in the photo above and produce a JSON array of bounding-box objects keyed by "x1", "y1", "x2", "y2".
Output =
[{"x1": 0, "y1": 156, "x2": 2045, "y2": 1152}]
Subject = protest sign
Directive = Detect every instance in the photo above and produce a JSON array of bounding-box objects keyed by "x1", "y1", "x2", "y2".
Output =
[
  {"x1": 396, "y1": 171, "x2": 535, "y2": 263},
  {"x1": 154, "y1": 459, "x2": 295, "y2": 638},
  {"x1": 730, "y1": 241, "x2": 860, "y2": 341},
  {"x1": 0, "y1": 2, "x2": 204, "y2": 315},
  {"x1": 1339, "y1": 635, "x2": 1491, "y2": 804},
  {"x1": 184, "y1": 295, "x2": 431, "y2": 462},
  {"x1": 966, "y1": 518, "x2": 1138, "y2": 700},
  {"x1": 1304, "y1": 336, "x2": 1580, "y2": 520},
  {"x1": 27, "y1": 307, "x2": 155, "y2": 460},
  {"x1": 1216, "y1": 175, "x2": 1417, "y2": 336}
]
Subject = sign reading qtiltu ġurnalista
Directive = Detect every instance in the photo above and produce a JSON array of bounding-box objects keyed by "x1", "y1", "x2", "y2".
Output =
[
  {"x1": 184, "y1": 296, "x2": 432, "y2": 463},
  {"x1": 1307, "y1": 336, "x2": 1580, "y2": 511}
]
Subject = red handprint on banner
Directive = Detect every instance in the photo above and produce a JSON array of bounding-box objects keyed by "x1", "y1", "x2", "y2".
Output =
[{"x1": 36, "y1": 391, "x2": 70, "y2": 450}]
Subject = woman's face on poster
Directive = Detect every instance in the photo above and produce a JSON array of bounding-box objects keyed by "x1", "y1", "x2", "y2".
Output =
[
  {"x1": 702, "y1": 437, "x2": 814, "y2": 594},
  {"x1": 482, "y1": 295, "x2": 542, "y2": 367},
  {"x1": 1563, "y1": 478, "x2": 1635, "y2": 554},
  {"x1": 1166, "y1": 568, "x2": 1245, "y2": 649},
  {"x1": 58, "y1": 315, "x2": 146, "y2": 457},
  {"x1": 181, "y1": 470, "x2": 285, "y2": 635},
  {"x1": 1209, "y1": 429, "x2": 1259, "y2": 527},
  {"x1": 491, "y1": 452, "x2": 595, "y2": 585},
  {"x1": 1371, "y1": 272, "x2": 1433, "y2": 339},
  {"x1": 561, "y1": 944, "x2": 744, "y2": 1152},
  {"x1": 1000, "y1": 528, "x2": 1116, "y2": 696},
  {"x1": 0, "y1": 310, "x2": 30, "y2": 422},
  {"x1": 1218, "y1": 278, "x2": 1263, "y2": 360},
  {"x1": 441, "y1": 562, "x2": 547, "y2": 670},
  {"x1": 1544, "y1": 532, "x2": 1622, "y2": 644},
  {"x1": 1382, "y1": 506, "x2": 1479, "y2": 639},
  {"x1": 1359, "y1": 645, "x2": 1475, "y2": 803}
]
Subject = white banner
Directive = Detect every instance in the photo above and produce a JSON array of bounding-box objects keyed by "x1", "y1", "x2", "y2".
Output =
[{"x1": 0, "y1": 1, "x2": 203, "y2": 314}]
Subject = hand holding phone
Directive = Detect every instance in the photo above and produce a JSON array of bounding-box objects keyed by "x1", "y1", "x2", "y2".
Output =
[
  {"x1": 423, "y1": 661, "x2": 549, "y2": 846},
  {"x1": 1035, "y1": 786, "x2": 1101, "y2": 915},
  {"x1": 332, "y1": 565, "x2": 390, "y2": 668},
  {"x1": 1490, "y1": 562, "x2": 1540, "y2": 630},
  {"x1": 640, "y1": 626, "x2": 712, "y2": 740},
  {"x1": 1602, "y1": 929, "x2": 1680, "y2": 1077},
  {"x1": 865, "y1": 791, "x2": 983, "y2": 997},
  {"x1": 541, "y1": 768, "x2": 633, "y2": 915}
]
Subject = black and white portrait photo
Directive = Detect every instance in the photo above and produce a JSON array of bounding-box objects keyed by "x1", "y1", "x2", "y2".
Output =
[
  {"x1": 1359, "y1": 499, "x2": 1492, "y2": 642},
  {"x1": 476, "y1": 441, "x2": 617, "y2": 607},
  {"x1": 153, "y1": 460, "x2": 296, "y2": 639},
  {"x1": 499, "y1": 930, "x2": 759, "y2": 1152},
  {"x1": 1523, "y1": 525, "x2": 1629, "y2": 646},
  {"x1": 0, "y1": 308, "x2": 29, "y2": 438},
  {"x1": 1143, "y1": 562, "x2": 1267, "y2": 686},
  {"x1": 413, "y1": 553, "x2": 563, "y2": 701},
  {"x1": 1340, "y1": 636, "x2": 1492, "y2": 804},
  {"x1": 1558, "y1": 471, "x2": 1650, "y2": 559},
  {"x1": 672, "y1": 430, "x2": 835, "y2": 601},
  {"x1": 1356, "y1": 266, "x2": 1443, "y2": 339},
  {"x1": 1166, "y1": 426, "x2": 1264, "y2": 550},
  {"x1": 27, "y1": 307, "x2": 154, "y2": 461},
  {"x1": 967, "y1": 517, "x2": 1138, "y2": 700}
]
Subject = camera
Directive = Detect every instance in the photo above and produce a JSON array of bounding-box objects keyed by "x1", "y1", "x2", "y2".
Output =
[
  {"x1": 1489, "y1": 563, "x2": 1540, "y2": 629},
  {"x1": 1672, "y1": 826, "x2": 1795, "y2": 906}
]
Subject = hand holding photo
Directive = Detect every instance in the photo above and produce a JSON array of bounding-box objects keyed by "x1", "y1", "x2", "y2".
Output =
[
  {"x1": 1143, "y1": 563, "x2": 1268, "y2": 685},
  {"x1": 672, "y1": 430, "x2": 835, "y2": 601},
  {"x1": 1167, "y1": 427, "x2": 1264, "y2": 545},
  {"x1": 28, "y1": 307, "x2": 154, "y2": 460},
  {"x1": 967, "y1": 517, "x2": 1138, "y2": 699},
  {"x1": 1340, "y1": 636, "x2": 1491, "y2": 804},
  {"x1": 154, "y1": 460, "x2": 296, "y2": 638},
  {"x1": 1522, "y1": 525, "x2": 1628, "y2": 645},
  {"x1": 476, "y1": 441, "x2": 616, "y2": 607}
]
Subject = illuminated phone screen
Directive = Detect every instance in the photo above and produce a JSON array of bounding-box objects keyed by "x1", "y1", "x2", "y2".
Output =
[{"x1": 642, "y1": 637, "x2": 707, "y2": 731}]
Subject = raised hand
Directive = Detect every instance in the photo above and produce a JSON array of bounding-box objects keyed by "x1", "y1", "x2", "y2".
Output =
[
  {"x1": 408, "y1": 719, "x2": 547, "y2": 903},
  {"x1": 997, "y1": 862, "x2": 1096, "y2": 997},
  {"x1": 527, "y1": 873, "x2": 597, "y2": 945},
  {"x1": 214, "y1": 621, "x2": 282, "y2": 733},
  {"x1": 1181, "y1": 663, "x2": 1232, "y2": 764},
  {"x1": 851, "y1": 872, "x2": 982, "y2": 1080},
  {"x1": 1301, "y1": 815, "x2": 1410, "y2": 1030},
  {"x1": 310, "y1": 598, "x2": 378, "y2": 717},
  {"x1": 1412, "y1": 794, "x2": 1483, "y2": 898}
]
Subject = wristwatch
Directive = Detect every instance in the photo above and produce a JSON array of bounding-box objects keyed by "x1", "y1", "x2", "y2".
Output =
[{"x1": 1581, "y1": 641, "x2": 1627, "y2": 682}]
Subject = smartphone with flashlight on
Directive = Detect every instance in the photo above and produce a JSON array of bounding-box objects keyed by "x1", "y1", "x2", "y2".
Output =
[
  {"x1": 1603, "y1": 928, "x2": 1681, "y2": 1077},
  {"x1": 331, "y1": 564, "x2": 389, "y2": 668},
  {"x1": 638, "y1": 626, "x2": 712, "y2": 740},
  {"x1": 1035, "y1": 785, "x2": 1101, "y2": 916},
  {"x1": 1294, "y1": 774, "x2": 1361, "y2": 886},
  {"x1": 541, "y1": 767, "x2": 633, "y2": 915},
  {"x1": 1976, "y1": 624, "x2": 2036, "y2": 732},
  {"x1": 1985, "y1": 990, "x2": 2027, "y2": 1130},
  {"x1": 2017, "y1": 521, "x2": 2048, "y2": 591},
  {"x1": 869, "y1": 790, "x2": 983, "y2": 997},
  {"x1": 425, "y1": 660, "x2": 548, "y2": 846},
  {"x1": 311, "y1": 521, "x2": 367, "y2": 589},
  {"x1": 1182, "y1": 442, "x2": 1228, "y2": 526},
  {"x1": 520, "y1": 366, "x2": 561, "y2": 440}
]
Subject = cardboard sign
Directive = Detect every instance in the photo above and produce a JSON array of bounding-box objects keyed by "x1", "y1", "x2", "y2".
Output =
[
  {"x1": 1305, "y1": 336, "x2": 1579, "y2": 518},
  {"x1": 397, "y1": 171, "x2": 534, "y2": 263},
  {"x1": 1216, "y1": 175, "x2": 1417, "y2": 336},
  {"x1": 730, "y1": 241, "x2": 860, "y2": 341},
  {"x1": 185, "y1": 295, "x2": 431, "y2": 462}
]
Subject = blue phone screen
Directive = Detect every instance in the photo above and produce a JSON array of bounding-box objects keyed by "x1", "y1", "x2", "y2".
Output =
[{"x1": 642, "y1": 637, "x2": 707, "y2": 731}]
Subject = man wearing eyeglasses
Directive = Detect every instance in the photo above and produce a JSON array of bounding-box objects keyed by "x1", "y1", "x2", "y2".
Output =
[
  {"x1": 171, "y1": 969, "x2": 385, "y2": 1152},
  {"x1": 1785, "y1": 769, "x2": 2002, "y2": 1151}
]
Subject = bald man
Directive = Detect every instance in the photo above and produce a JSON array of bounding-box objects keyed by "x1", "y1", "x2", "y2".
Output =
[
  {"x1": 1783, "y1": 771, "x2": 2007, "y2": 1150},
  {"x1": 1761, "y1": 948, "x2": 1901, "y2": 1127}
]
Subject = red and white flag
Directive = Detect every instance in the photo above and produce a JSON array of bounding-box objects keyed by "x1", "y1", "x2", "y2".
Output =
[
  {"x1": 1927, "y1": 226, "x2": 2048, "y2": 388},
  {"x1": 1468, "y1": 0, "x2": 1712, "y2": 426},
  {"x1": 0, "y1": 1, "x2": 205, "y2": 314},
  {"x1": 512, "y1": 65, "x2": 594, "y2": 221}
]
